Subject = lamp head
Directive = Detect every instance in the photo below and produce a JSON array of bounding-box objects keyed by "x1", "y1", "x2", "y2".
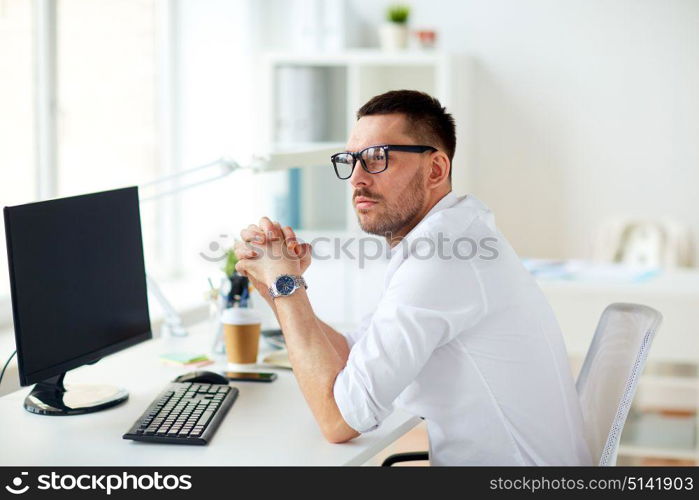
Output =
[{"x1": 246, "y1": 146, "x2": 338, "y2": 172}]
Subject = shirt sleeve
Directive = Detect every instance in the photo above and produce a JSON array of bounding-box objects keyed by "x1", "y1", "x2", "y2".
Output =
[
  {"x1": 339, "y1": 311, "x2": 375, "y2": 349},
  {"x1": 333, "y1": 241, "x2": 487, "y2": 433}
]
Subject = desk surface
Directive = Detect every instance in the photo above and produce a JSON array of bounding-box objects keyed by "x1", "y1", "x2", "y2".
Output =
[
  {"x1": 537, "y1": 268, "x2": 699, "y2": 363},
  {"x1": 0, "y1": 323, "x2": 420, "y2": 466}
]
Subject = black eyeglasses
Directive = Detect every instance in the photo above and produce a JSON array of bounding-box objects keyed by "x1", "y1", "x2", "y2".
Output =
[{"x1": 330, "y1": 144, "x2": 437, "y2": 180}]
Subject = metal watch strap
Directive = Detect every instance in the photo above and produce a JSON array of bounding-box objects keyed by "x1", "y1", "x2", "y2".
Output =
[
  {"x1": 268, "y1": 275, "x2": 307, "y2": 299},
  {"x1": 293, "y1": 275, "x2": 307, "y2": 290}
]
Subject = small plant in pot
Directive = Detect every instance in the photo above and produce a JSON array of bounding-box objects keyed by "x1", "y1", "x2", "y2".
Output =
[
  {"x1": 222, "y1": 249, "x2": 250, "y2": 308},
  {"x1": 379, "y1": 4, "x2": 410, "y2": 51}
]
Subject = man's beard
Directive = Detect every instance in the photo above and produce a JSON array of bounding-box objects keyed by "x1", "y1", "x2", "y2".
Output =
[{"x1": 354, "y1": 169, "x2": 426, "y2": 237}]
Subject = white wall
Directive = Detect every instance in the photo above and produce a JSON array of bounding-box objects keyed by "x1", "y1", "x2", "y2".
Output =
[{"x1": 348, "y1": 0, "x2": 699, "y2": 260}]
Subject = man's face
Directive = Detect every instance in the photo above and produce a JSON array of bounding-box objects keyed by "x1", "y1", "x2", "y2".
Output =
[{"x1": 345, "y1": 114, "x2": 431, "y2": 237}]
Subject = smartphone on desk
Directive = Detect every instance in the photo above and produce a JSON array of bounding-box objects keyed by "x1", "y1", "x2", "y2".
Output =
[{"x1": 224, "y1": 371, "x2": 277, "y2": 383}]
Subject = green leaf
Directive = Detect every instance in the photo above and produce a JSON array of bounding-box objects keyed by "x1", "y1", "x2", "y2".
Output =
[
  {"x1": 387, "y1": 4, "x2": 410, "y2": 24},
  {"x1": 224, "y1": 249, "x2": 239, "y2": 277}
]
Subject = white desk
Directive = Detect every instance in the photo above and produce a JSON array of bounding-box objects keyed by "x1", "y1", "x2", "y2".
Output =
[
  {"x1": 538, "y1": 269, "x2": 699, "y2": 363},
  {"x1": 0, "y1": 323, "x2": 420, "y2": 466}
]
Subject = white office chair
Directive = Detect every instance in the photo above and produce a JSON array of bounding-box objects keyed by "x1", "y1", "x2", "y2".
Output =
[
  {"x1": 576, "y1": 303, "x2": 662, "y2": 466},
  {"x1": 383, "y1": 302, "x2": 662, "y2": 466}
]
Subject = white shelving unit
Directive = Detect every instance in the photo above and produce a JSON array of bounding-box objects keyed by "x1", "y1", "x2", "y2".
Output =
[
  {"x1": 259, "y1": 49, "x2": 469, "y2": 232},
  {"x1": 617, "y1": 365, "x2": 699, "y2": 465}
]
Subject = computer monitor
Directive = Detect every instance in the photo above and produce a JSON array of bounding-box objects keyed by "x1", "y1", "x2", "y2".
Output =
[{"x1": 4, "y1": 186, "x2": 152, "y2": 415}]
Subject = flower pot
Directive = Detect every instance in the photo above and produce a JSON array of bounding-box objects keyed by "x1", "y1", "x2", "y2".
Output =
[{"x1": 379, "y1": 22, "x2": 409, "y2": 50}]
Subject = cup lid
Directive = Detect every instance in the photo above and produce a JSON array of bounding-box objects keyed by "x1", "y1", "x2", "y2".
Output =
[{"x1": 221, "y1": 307, "x2": 260, "y2": 325}]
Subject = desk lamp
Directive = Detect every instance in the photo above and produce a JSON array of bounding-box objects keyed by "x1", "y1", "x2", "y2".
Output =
[{"x1": 140, "y1": 147, "x2": 337, "y2": 338}]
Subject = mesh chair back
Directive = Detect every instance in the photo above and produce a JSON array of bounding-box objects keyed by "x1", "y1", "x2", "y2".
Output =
[{"x1": 576, "y1": 303, "x2": 662, "y2": 465}]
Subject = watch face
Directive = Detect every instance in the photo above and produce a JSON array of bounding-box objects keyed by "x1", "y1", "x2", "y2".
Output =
[{"x1": 275, "y1": 275, "x2": 296, "y2": 295}]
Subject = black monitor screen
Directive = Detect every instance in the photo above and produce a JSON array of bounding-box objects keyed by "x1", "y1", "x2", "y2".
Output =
[{"x1": 4, "y1": 187, "x2": 152, "y2": 385}]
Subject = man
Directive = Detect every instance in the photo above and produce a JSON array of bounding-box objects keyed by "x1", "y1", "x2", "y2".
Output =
[{"x1": 234, "y1": 90, "x2": 592, "y2": 466}]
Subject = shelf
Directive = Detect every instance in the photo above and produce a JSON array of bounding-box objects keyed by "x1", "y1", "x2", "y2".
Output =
[
  {"x1": 640, "y1": 374, "x2": 699, "y2": 391},
  {"x1": 271, "y1": 141, "x2": 345, "y2": 152},
  {"x1": 263, "y1": 49, "x2": 450, "y2": 67},
  {"x1": 620, "y1": 408, "x2": 696, "y2": 461},
  {"x1": 618, "y1": 445, "x2": 697, "y2": 461}
]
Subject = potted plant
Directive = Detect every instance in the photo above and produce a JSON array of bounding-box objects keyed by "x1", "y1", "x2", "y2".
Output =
[
  {"x1": 223, "y1": 248, "x2": 238, "y2": 280},
  {"x1": 379, "y1": 5, "x2": 410, "y2": 51},
  {"x1": 222, "y1": 249, "x2": 250, "y2": 308}
]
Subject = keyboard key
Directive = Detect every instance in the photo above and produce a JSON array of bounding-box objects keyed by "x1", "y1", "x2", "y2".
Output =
[{"x1": 196, "y1": 410, "x2": 214, "y2": 427}]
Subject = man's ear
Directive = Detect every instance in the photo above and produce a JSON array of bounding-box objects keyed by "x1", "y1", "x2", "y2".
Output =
[{"x1": 427, "y1": 151, "x2": 451, "y2": 187}]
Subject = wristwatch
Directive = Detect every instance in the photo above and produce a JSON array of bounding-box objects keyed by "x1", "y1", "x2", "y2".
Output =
[{"x1": 268, "y1": 274, "x2": 307, "y2": 299}]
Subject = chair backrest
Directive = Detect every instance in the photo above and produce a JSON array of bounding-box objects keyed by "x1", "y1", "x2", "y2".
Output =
[{"x1": 575, "y1": 303, "x2": 662, "y2": 466}]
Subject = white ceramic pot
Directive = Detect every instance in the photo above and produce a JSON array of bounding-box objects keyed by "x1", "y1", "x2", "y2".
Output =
[{"x1": 379, "y1": 22, "x2": 409, "y2": 50}]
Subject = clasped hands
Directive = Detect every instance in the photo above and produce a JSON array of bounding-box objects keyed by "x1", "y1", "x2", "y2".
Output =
[{"x1": 234, "y1": 217, "x2": 312, "y2": 301}]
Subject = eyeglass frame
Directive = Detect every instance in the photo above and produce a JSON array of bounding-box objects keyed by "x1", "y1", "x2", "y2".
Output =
[{"x1": 330, "y1": 144, "x2": 438, "y2": 180}]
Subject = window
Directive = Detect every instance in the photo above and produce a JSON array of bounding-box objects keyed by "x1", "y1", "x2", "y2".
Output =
[
  {"x1": 56, "y1": 0, "x2": 159, "y2": 197},
  {"x1": 0, "y1": 0, "x2": 166, "y2": 325},
  {"x1": 1, "y1": 1, "x2": 276, "y2": 328},
  {"x1": 56, "y1": 0, "x2": 164, "y2": 277},
  {"x1": 0, "y1": 0, "x2": 35, "y2": 309}
]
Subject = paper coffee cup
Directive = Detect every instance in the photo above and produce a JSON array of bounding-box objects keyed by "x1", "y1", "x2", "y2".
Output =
[{"x1": 221, "y1": 307, "x2": 261, "y2": 365}]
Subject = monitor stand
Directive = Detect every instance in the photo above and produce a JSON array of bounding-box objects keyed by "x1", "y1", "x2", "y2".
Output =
[{"x1": 24, "y1": 372, "x2": 128, "y2": 416}]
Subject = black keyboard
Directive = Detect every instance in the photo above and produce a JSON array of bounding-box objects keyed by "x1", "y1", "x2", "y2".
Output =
[{"x1": 123, "y1": 382, "x2": 238, "y2": 445}]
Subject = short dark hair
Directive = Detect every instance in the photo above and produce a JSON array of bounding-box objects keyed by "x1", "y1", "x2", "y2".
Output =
[{"x1": 356, "y1": 90, "x2": 456, "y2": 181}]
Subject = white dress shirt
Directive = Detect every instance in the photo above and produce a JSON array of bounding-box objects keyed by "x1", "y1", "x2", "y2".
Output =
[{"x1": 333, "y1": 192, "x2": 592, "y2": 466}]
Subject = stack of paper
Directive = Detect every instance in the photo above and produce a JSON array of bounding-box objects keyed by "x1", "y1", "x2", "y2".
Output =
[
  {"x1": 522, "y1": 258, "x2": 660, "y2": 284},
  {"x1": 160, "y1": 353, "x2": 214, "y2": 369}
]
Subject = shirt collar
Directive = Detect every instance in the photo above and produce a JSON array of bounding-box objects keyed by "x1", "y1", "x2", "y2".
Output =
[
  {"x1": 422, "y1": 190, "x2": 459, "y2": 222},
  {"x1": 390, "y1": 191, "x2": 460, "y2": 257}
]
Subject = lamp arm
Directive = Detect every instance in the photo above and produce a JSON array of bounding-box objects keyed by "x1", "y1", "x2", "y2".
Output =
[
  {"x1": 139, "y1": 157, "x2": 240, "y2": 203},
  {"x1": 146, "y1": 274, "x2": 187, "y2": 338},
  {"x1": 139, "y1": 156, "x2": 240, "y2": 337}
]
